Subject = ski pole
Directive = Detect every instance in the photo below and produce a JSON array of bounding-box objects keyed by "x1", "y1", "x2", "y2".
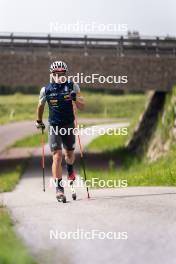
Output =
[
  {"x1": 41, "y1": 128, "x2": 45, "y2": 192},
  {"x1": 72, "y1": 101, "x2": 90, "y2": 199}
]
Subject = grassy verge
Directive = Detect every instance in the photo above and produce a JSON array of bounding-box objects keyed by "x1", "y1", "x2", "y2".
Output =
[
  {"x1": 0, "y1": 153, "x2": 36, "y2": 264},
  {"x1": 87, "y1": 97, "x2": 147, "y2": 153},
  {"x1": 0, "y1": 208, "x2": 37, "y2": 264},
  {"x1": 0, "y1": 162, "x2": 27, "y2": 192},
  {"x1": 84, "y1": 145, "x2": 176, "y2": 188},
  {"x1": 81, "y1": 93, "x2": 146, "y2": 119},
  {"x1": 12, "y1": 133, "x2": 48, "y2": 148},
  {"x1": 0, "y1": 94, "x2": 47, "y2": 124},
  {"x1": 84, "y1": 89, "x2": 176, "y2": 187},
  {"x1": 87, "y1": 133, "x2": 128, "y2": 152},
  {"x1": 0, "y1": 93, "x2": 146, "y2": 124}
]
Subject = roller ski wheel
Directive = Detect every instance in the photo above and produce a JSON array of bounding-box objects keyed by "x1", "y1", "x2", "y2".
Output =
[
  {"x1": 56, "y1": 193, "x2": 66, "y2": 203},
  {"x1": 72, "y1": 193, "x2": 77, "y2": 200}
]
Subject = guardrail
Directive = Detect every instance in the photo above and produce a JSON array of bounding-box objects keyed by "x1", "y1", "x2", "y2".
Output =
[{"x1": 0, "y1": 33, "x2": 175, "y2": 54}]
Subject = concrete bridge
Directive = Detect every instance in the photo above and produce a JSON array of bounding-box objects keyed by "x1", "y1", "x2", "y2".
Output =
[{"x1": 0, "y1": 33, "x2": 176, "y2": 91}]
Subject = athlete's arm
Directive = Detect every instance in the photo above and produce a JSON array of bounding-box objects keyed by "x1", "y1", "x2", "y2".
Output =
[
  {"x1": 37, "y1": 104, "x2": 45, "y2": 121},
  {"x1": 36, "y1": 87, "x2": 46, "y2": 121},
  {"x1": 73, "y1": 83, "x2": 85, "y2": 110}
]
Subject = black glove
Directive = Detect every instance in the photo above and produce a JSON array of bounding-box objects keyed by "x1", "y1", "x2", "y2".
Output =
[
  {"x1": 35, "y1": 120, "x2": 45, "y2": 130},
  {"x1": 70, "y1": 91, "x2": 77, "y2": 101}
]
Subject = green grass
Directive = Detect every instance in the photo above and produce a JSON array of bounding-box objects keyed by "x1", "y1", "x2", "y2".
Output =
[
  {"x1": 0, "y1": 92, "x2": 147, "y2": 124},
  {"x1": 87, "y1": 97, "x2": 147, "y2": 153},
  {"x1": 0, "y1": 209, "x2": 37, "y2": 264},
  {"x1": 12, "y1": 132, "x2": 48, "y2": 148},
  {"x1": 0, "y1": 93, "x2": 47, "y2": 124},
  {"x1": 0, "y1": 162, "x2": 27, "y2": 192},
  {"x1": 84, "y1": 88, "x2": 176, "y2": 187},
  {"x1": 84, "y1": 145, "x2": 176, "y2": 188},
  {"x1": 81, "y1": 93, "x2": 146, "y2": 118},
  {"x1": 87, "y1": 133, "x2": 128, "y2": 152}
]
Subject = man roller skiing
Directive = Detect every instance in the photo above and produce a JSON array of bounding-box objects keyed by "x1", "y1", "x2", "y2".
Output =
[{"x1": 35, "y1": 61, "x2": 85, "y2": 203}]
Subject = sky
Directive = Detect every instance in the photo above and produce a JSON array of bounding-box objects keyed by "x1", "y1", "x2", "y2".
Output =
[{"x1": 0, "y1": 0, "x2": 175, "y2": 37}]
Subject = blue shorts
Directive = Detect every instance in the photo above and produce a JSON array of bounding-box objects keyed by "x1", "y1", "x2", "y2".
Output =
[{"x1": 48, "y1": 123, "x2": 75, "y2": 152}]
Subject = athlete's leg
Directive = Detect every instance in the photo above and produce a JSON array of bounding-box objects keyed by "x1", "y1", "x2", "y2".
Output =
[
  {"x1": 65, "y1": 149, "x2": 75, "y2": 165},
  {"x1": 62, "y1": 123, "x2": 76, "y2": 180},
  {"x1": 49, "y1": 125, "x2": 63, "y2": 179},
  {"x1": 65, "y1": 149, "x2": 75, "y2": 172},
  {"x1": 52, "y1": 150, "x2": 65, "y2": 196},
  {"x1": 52, "y1": 150, "x2": 62, "y2": 179},
  {"x1": 64, "y1": 149, "x2": 76, "y2": 181},
  {"x1": 48, "y1": 125, "x2": 64, "y2": 195}
]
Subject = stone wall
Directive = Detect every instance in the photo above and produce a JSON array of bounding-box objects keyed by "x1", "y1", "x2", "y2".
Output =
[{"x1": 0, "y1": 46, "x2": 176, "y2": 91}]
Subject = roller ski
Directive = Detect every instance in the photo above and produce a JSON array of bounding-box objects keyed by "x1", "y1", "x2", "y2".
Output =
[
  {"x1": 55, "y1": 178, "x2": 66, "y2": 203},
  {"x1": 68, "y1": 172, "x2": 77, "y2": 201},
  {"x1": 56, "y1": 192, "x2": 66, "y2": 203}
]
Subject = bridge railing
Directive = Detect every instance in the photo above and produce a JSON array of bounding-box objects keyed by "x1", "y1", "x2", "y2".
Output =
[{"x1": 0, "y1": 33, "x2": 175, "y2": 54}]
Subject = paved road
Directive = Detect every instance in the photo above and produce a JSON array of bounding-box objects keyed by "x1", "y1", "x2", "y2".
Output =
[{"x1": 2, "y1": 122, "x2": 176, "y2": 264}]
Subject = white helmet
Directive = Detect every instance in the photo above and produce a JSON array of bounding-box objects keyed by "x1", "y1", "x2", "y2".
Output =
[{"x1": 50, "y1": 61, "x2": 68, "y2": 73}]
